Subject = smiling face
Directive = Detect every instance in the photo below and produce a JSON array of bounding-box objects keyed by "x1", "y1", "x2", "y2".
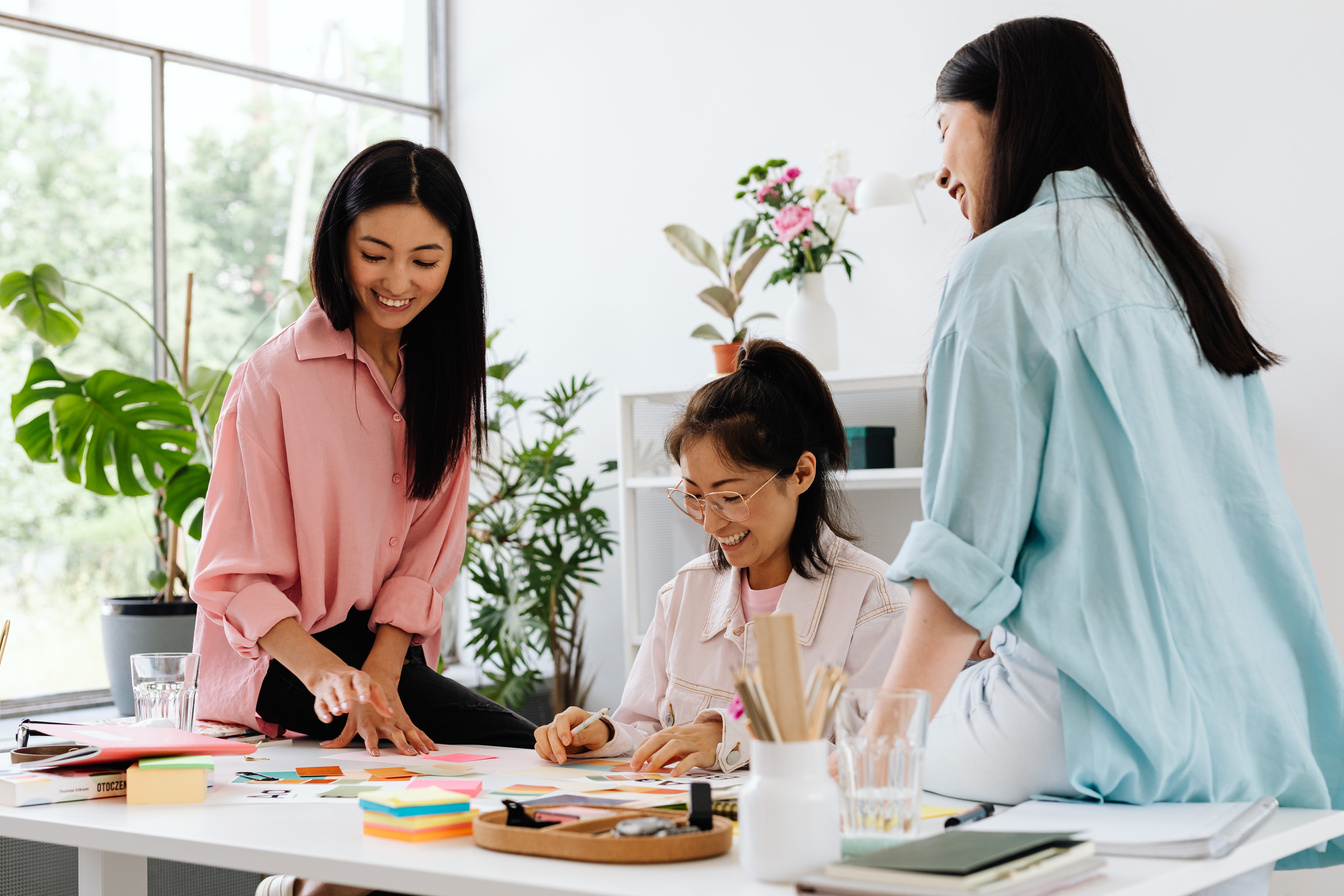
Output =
[
  {"x1": 678, "y1": 436, "x2": 815, "y2": 590},
  {"x1": 345, "y1": 203, "x2": 452, "y2": 345},
  {"x1": 935, "y1": 100, "x2": 994, "y2": 234}
]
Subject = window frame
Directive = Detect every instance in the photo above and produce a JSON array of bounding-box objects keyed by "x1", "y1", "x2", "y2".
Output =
[{"x1": 0, "y1": 3, "x2": 450, "y2": 713}]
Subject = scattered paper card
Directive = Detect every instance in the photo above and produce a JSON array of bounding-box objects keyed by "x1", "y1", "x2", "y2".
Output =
[
  {"x1": 407, "y1": 779, "x2": 483, "y2": 796},
  {"x1": 427, "y1": 752, "x2": 496, "y2": 763}
]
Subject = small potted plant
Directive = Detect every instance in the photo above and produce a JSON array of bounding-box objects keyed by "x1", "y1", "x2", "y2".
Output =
[
  {"x1": 2, "y1": 263, "x2": 273, "y2": 713},
  {"x1": 663, "y1": 219, "x2": 776, "y2": 373}
]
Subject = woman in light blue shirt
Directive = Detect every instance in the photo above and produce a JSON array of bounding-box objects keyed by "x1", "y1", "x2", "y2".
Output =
[{"x1": 884, "y1": 17, "x2": 1344, "y2": 886}]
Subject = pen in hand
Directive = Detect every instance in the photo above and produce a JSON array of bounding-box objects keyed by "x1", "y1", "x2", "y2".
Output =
[
  {"x1": 571, "y1": 707, "x2": 610, "y2": 737},
  {"x1": 945, "y1": 802, "x2": 996, "y2": 828}
]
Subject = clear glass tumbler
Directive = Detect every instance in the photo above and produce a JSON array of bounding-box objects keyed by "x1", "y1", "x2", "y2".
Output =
[
  {"x1": 129, "y1": 652, "x2": 201, "y2": 731},
  {"x1": 835, "y1": 688, "x2": 930, "y2": 856}
]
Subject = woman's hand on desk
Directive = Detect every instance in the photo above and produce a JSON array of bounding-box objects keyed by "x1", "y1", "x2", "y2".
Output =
[
  {"x1": 322, "y1": 684, "x2": 436, "y2": 757},
  {"x1": 631, "y1": 720, "x2": 723, "y2": 776},
  {"x1": 535, "y1": 706, "x2": 613, "y2": 763}
]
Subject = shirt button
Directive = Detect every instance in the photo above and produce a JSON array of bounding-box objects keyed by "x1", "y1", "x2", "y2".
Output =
[
  {"x1": 733, "y1": 626, "x2": 744, "y2": 636},
  {"x1": 392, "y1": 473, "x2": 402, "y2": 484},
  {"x1": 389, "y1": 537, "x2": 399, "y2": 547},
  {"x1": 392, "y1": 413, "x2": 403, "y2": 423},
  {"x1": 726, "y1": 748, "x2": 741, "y2": 765}
]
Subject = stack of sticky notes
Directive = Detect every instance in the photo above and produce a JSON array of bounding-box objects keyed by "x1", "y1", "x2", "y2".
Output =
[
  {"x1": 126, "y1": 755, "x2": 214, "y2": 804},
  {"x1": 359, "y1": 788, "x2": 478, "y2": 842}
]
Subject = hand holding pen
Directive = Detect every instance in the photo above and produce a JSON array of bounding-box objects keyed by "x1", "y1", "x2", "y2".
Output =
[{"x1": 533, "y1": 706, "x2": 612, "y2": 764}]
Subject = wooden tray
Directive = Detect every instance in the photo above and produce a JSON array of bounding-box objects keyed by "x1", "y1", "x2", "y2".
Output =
[{"x1": 473, "y1": 805, "x2": 733, "y2": 863}]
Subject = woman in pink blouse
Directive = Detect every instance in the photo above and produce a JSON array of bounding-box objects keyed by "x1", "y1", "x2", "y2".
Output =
[
  {"x1": 191, "y1": 140, "x2": 535, "y2": 760},
  {"x1": 534, "y1": 339, "x2": 908, "y2": 774}
]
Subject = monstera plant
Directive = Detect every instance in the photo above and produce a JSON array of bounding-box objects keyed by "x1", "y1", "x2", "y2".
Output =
[{"x1": 2, "y1": 264, "x2": 271, "y2": 594}]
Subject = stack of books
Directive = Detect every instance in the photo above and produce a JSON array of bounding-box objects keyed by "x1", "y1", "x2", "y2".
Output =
[
  {"x1": 359, "y1": 789, "x2": 479, "y2": 842},
  {"x1": 797, "y1": 830, "x2": 1104, "y2": 895}
]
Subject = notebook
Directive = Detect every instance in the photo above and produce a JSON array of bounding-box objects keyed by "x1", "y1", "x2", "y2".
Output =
[
  {"x1": 822, "y1": 830, "x2": 1096, "y2": 891},
  {"x1": 971, "y1": 797, "x2": 1278, "y2": 859},
  {"x1": 19, "y1": 721, "x2": 256, "y2": 767},
  {"x1": 797, "y1": 858, "x2": 1106, "y2": 896}
]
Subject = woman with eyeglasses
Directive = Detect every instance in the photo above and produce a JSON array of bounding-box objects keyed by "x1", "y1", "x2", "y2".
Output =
[{"x1": 533, "y1": 338, "x2": 908, "y2": 775}]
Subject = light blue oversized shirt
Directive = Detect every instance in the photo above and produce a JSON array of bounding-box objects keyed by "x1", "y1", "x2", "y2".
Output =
[{"x1": 889, "y1": 167, "x2": 1344, "y2": 868}]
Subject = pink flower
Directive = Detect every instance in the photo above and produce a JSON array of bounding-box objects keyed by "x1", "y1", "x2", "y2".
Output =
[
  {"x1": 784, "y1": 166, "x2": 801, "y2": 181},
  {"x1": 831, "y1": 176, "x2": 861, "y2": 212},
  {"x1": 755, "y1": 179, "x2": 780, "y2": 203},
  {"x1": 728, "y1": 694, "x2": 745, "y2": 720},
  {"x1": 771, "y1": 204, "x2": 814, "y2": 242}
]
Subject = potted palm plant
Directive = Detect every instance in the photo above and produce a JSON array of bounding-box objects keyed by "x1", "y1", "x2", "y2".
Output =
[
  {"x1": 663, "y1": 219, "x2": 775, "y2": 373},
  {"x1": 462, "y1": 332, "x2": 617, "y2": 719},
  {"x1": 2, "y1": 263, "x2": 272, "y2": 713}
]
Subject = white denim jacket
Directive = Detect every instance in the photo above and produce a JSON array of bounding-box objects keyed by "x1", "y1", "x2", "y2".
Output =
[{"x1": 578, "y1": 527, "x2": 908, "y2": 771}]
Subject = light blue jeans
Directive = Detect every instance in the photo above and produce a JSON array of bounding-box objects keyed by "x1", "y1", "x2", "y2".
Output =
[{"x1": 924, "y1": 627, "x2": 1271, "y2": 896}]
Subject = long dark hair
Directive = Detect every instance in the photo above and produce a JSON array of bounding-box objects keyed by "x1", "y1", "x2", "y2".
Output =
[
  {"x1": 310, "y1": 139, "x2": 487, "y2": 500},
  {"x1": 664, "y1": 339, "x2": 856, "y2": 578},
  {"x1": 936, "y1": 17, "x2": 1279, "y2": 376}
]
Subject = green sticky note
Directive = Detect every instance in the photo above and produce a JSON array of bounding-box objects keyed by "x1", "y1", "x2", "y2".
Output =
[
  {"x1": 139, "y1": 754, "x2": 215, "y2": 770},
  {"x1": 320, "y1": 785, "x2": 383, "y2": 799}
]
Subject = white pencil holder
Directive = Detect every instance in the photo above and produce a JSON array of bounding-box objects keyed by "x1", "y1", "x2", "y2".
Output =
[{"x1": 737, "y1": 739, "x2": 841, "y2": 882}]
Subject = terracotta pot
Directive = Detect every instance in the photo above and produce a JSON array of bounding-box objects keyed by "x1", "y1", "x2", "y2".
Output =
[{"x1": 712, "y1": 342, "x2": 742, "y2": 374}]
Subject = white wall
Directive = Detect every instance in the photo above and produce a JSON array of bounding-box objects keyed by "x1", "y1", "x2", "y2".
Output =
[{"x1": 451, "y1": 2, "x2": 1342, "y2": 887}]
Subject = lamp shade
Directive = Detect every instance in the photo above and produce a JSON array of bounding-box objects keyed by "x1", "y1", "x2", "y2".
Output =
[{"x1": 855, "y1": 172, "x2": 914, "y2": 210}]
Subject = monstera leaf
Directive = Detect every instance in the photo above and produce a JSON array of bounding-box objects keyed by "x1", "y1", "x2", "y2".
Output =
[
  {"x1": 12, "y1": 359, "x2": 197, "y2": 497},
  {"x1": 164, "y1": 462, "x2": 211, "y2": 540},
  {"x1": 0, "y1": 265, "x2": 83, "y2": 346}
]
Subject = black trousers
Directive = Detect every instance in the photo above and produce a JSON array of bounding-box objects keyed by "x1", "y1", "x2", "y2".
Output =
[{"x1": 255, "y1": 608, "x2": 536, "y2": 749}]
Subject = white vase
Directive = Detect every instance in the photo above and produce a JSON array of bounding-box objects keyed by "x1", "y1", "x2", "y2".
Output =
[
  {"x1": 784, "y1": 271, "x2": 838, "y2": 370},
  {"x1": 738, "y1": 740, "x2": 842, "y2": 882}
]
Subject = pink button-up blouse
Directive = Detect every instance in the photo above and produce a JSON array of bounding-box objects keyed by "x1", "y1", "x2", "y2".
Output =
[{"x1": 190, "y1": 301, "x2": 469, "y2": 734}]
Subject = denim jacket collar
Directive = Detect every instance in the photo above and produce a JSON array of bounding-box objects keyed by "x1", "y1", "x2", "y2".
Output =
[{"x1": 699, "y1": 525, "x2": 842, "y2": 647}]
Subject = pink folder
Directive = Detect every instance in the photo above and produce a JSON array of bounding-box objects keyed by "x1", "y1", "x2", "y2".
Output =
[{"x1": 23, "y1": 722, "x2": 256, "y2": 767}]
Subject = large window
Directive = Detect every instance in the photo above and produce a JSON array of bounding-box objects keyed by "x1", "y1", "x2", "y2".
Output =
[{"x1": 0, "y1": 1, "x2": 447, "y2": 706}]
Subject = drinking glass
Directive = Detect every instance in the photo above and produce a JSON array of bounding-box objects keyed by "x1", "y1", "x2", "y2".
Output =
[
  {"x1": 129, "y1": 652, "x2": 200, "y2": 731},
  {"x1": 834, "y1": 688, "x2": 930, "y2": 856}
]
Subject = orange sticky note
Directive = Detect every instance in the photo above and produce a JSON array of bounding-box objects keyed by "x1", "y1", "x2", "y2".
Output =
[
  {"x1": 297, "y1": 766, "x2": 343, "y2": 777},
  {"x1": 368, "y1": 767, "x2": 415, "y2": 779}
]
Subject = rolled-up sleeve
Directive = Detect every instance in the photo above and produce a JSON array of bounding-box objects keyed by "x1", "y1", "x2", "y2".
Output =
[
  {"x1": 191, "y1": 385, "x2": 302, "y2": 658},
  {"x1": 369, "y1": 447, "x2": 470, "y2": 644},
  {"x1": 889, "y1": 318, "x2": 1052, "y2": 636}
]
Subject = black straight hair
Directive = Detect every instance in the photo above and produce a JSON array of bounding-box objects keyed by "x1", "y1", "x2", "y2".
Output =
[
  {"x1": 664, "y1": 339, "x2": 857, "y2": 579},
  {"x1": 936, "y1": 16, "x2": 1279, "y2": 377},
  {"x1": 310, "y1": 139, "x2": 487, "y2": 500}
]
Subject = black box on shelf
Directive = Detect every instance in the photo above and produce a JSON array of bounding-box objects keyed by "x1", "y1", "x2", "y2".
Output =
[{"x1": 845, "y1": 426, "x2": 896, "y2": 469}]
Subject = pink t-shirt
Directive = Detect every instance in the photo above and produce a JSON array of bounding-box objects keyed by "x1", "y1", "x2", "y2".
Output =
[
  {"x1": 190, "y1": 301, "x2": 469, "y2": 735},
  {"x1": 739, "y1": 570, "x2": 787, "y2": 621}
]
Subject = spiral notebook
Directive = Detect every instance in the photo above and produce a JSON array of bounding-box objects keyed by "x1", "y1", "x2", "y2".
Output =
[{"x1": 970, "y1": 797, "x2": 1278, "y2": 859}]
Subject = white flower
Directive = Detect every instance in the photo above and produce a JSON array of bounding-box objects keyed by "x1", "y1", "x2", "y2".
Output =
[
  {"x1": 815, "y1": 191, "x2": 847, "y2": 235},
  {"x1": 816, "y1": 144, "x2": 851, "y2": 187}
]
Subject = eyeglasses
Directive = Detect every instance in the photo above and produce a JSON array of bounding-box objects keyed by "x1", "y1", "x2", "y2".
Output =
[{"x1": 666, "y1": 472, "x2": 781, "y2": 523}]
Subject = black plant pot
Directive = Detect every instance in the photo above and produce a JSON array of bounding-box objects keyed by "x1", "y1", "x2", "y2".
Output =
[{"x1": 99, "y1": 596, "x2": 198, "y2": 716}]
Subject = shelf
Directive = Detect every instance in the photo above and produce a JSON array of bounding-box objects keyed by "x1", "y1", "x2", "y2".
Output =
[{"x1": 623, "y1": 467, "x2": 922, "y2": 492}]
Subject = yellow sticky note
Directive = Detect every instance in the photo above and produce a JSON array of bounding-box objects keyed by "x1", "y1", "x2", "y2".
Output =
[{"x1": 921, "y1": 804, "x2": 962, "y2": 819}]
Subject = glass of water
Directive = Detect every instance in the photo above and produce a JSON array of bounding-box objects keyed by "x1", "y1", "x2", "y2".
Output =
[
  {"x1": 835, "y1": 688, "x2": 930, "y2": 856},
  {"x1": 129, "y1": 653, "x2": 201, "y2": 731}
]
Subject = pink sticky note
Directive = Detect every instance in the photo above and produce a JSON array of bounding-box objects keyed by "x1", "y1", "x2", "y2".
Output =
[
  {"x1": 427, "y1": 752, "x2": 497, "y2": 763},
  {"x1": 407, "y1": 779, "x2": 484, "y2": 796}
]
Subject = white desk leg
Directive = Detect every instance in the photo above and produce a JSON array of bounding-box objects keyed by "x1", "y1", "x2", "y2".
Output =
[{"x1": 78, "y1": 847, "x2": 148, "y2": 896}]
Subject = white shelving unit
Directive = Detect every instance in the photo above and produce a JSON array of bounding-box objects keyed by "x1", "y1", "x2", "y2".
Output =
[{"x1": 616, "y1": 368, "x2": 927, "y2": 667}]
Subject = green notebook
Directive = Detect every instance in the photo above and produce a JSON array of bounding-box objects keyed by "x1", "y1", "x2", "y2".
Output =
[{"x1": 826, "y1": 831, "x2": 1092, "y2": 891}]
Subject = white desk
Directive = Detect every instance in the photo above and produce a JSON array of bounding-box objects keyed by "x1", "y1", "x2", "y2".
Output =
[{"x1": 2, "y1": 741, "x2": 1341, "y2": 896}]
